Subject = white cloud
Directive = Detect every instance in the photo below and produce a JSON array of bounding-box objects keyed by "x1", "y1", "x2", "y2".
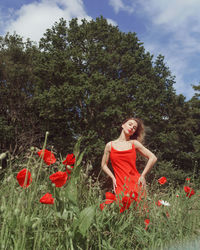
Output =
[
  {"x1": 109, "y1": 0, "x2": 135, "y2": 14},
  {"x1": 143, "y1": 38, "x2": 195, "y2": 99},
  {"x1": 137, "y1": 0, "x2": 200, "y2": 99},
  {"x1": 3, "y1": 0, "x2": 91, "y2": 43},
  {"x1": 142, "y1": 0, "x2": 200, "y2": 28},
  {"x1": 106, "y1": 18, "x2": 117, "y2": 26},
  {"x1": 140, "y1": 0, "x2": 200, "y2": 51},
  {"x1": 108, "y1": 0, "x2": 200, "y2": 99}
]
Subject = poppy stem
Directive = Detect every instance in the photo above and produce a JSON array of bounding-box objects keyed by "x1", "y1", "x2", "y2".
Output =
[
  {"x1": 25, "y1": 150, "x2": 34, "y2": 189},
  {"x1": 70, "y1": 238, "x2": 74, "y2": 250},
  {"x1": 31, "y1": 131, "x2": 49, "y2": 203},
  {"x1": 35, "y1": 131, "x2": 49, "y2": 183}
]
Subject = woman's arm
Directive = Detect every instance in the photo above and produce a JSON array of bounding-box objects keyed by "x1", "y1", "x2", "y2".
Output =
[
  {"x1": 101, "y1": 142, "x2": 117, "y2": 192},
  {"x1": 133, "y1": 140, "x2": 157, "y2": 187}
]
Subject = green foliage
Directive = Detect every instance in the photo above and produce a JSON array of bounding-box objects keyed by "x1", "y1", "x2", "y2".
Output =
[
  {"x1": 0, "y1": 16, "x2": 199, "y2": 178},
  {"x1": 0, "y1": 142, "x2": 200, "y2": 249},
  {"x1": 65, "y1": 177, "x2": 78, "y2": 206},
  {"x1": 77, "y1": 205, "x2": 96, "y2": 237},
  {"x1": 150, "y1": 160, "x2": 188, "y2": 185},
  {"x1": 188, "y1": 83, "x2": 200, "y2": 172},
  {"x1": 31, "y1": 17, "x2": 179, "y2": 164},
  {"x1": 0, "y1": 116, "x2": 14, "y2": 148},
  {"x1": 0, "y1": 33, "x2": 41, "y2": 153}
]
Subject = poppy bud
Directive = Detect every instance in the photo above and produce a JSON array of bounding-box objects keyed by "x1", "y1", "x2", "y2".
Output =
[
  {"x1": 32, "y1": 219, "x2": 41, "y2": 229},
  {"x1": 14, "y1": 208, "x2": 20, "y2": 215},
  {"x1": 0, "y1": 152, "x2": 7, "y2": 160},
  {"x1": 87, "y1": 164, "x2": 93, "y2": 171},
  {"x1": 66, "y1": 165, "x2": 72, "y2": 170},
  {"x1": 24, "y1": 216, "x2": 29, "y2": 226}
]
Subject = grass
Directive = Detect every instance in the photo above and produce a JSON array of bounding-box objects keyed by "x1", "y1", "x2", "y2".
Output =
[{"x1": 0, "y1": 138, "x2": 200, "y2": 250}]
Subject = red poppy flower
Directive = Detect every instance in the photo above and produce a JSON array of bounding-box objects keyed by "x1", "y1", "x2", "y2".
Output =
[
  {"x1": 63, "y1": 153, "x2": 76, "y2": 166},
  {"x1": 105, "y1": 192, "x2": 116, "y2": 204},
  {"x1": 37, "y1": 149, "x2": 56, "y2": 165},
  {"x1": 186, "y1": 178, "x2": 190, "y2": 182},
  {"x1": 66, "y1": 168, "x2": 71, "y2": 175},
  {"x1": 131, "y1": 191, "x2": 138, "y2": 201},
  {"x1": 158, "y1": 177, "x2": 167, "y2": 185},
  {"x1": 155, "y1": 200, "x2": 162, "y2": 206},
  {"x1": 100, "y1": 203, "x2": 106, "y2": 211},
  {"x1": 144, "y1": 219, "x2": 150, "y2": 230},
  {"x1": 16, "y1": 168, "x2": 32, "y2": 188},
  {"x1": 49, "y1": 171, "x2": 68, "y2": 187},
  {"x1": 184, "y1": 186, "x2": 195, "y2": 198},
  {"x1": 120, "y1": 196, "x2": 132, "y2": 213},
  {"x1": 119, "y1": 192, "x2": 137, "y2": 213},
  {"x1": 166, "y1": 212, "x2": 170, "y2": 217},
  {"x1": 100, "y1": 192, "x2": 116, "y2": 211},
  {"x1": 40, "y1": 193, "x2": 54, "y2": 204}
]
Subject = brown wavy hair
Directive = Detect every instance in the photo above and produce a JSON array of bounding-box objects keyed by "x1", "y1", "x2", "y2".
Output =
[{"x1": 120, "y1": 117, "x2": 145, "y2": 143}]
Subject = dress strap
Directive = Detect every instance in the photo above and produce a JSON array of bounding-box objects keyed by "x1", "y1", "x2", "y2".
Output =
[{"x1": 131, "y1": 142, "x2": 135, "y2": 149}]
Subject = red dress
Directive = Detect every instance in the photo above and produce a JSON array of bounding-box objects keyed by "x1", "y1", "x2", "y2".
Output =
[{"x1": 110, "y1": 142, "x2": 141, "y2": 197}]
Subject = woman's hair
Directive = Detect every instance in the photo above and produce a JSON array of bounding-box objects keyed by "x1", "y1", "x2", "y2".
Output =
[{"x1": 120, "y1": 117, "x2": 145, "y2": 143}]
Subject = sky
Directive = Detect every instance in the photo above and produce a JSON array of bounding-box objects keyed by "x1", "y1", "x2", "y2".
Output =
[{"x1": 0, "y1": 0, "x2": 200, "y2": 100}]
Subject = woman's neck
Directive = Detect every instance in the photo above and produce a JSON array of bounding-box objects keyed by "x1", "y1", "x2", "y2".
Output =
[{"x1": 117, "y1": 131, "x2": 130, "y2": 142}]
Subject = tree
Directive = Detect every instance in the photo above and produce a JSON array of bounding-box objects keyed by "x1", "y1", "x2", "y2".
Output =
[
  {"x1": 1, "y1": 16, "x2": 197, "y2": 181},
  {"x1": 0, "y1": 33, "x2": 40, "y2": 153},
  {"x1": 188, "y1": 83, "x2": 200, "y2": 173},
  {"x1": 34, "y1": 17, "x2": 177, "y2": 167}
]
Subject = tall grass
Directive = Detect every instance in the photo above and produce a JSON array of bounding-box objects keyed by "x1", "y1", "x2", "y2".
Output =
[{"x1": 0, "y1": 138, "x2": 200, "y2": 250}]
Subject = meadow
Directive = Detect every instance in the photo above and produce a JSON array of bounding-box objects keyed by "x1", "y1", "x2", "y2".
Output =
[{"x1": 0, "y1": 134, "x2": 200, "y2": 250}]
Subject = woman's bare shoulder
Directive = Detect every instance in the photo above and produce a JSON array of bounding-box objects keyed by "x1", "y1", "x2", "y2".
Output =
[
  {"x1": 105, "y1": 141, "x2": 112, "y2": 152},
  {"x1": 130, "y1": 139, "x2": 142, "y2": 148}
]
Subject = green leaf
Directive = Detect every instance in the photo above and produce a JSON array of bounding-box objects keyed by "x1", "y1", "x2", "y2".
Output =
[
  {"x1": 55, "y1": 209, "x2": 74, "y2": 221},
  {"x1": 72, "y1": 149, "x2": 86, "y2": 179},
  {"x1": 74, "y1": 149, "x2": 86, "y2": 168},
  {"x1": 73, "y1": 136, "x2": 82, "y2": 159},
  {"x1": 78, "y1": 205, "x2": 96, "y2": 237},
  {"x1": 65, "y1": 178, "x2": 78, "y2": 206}
]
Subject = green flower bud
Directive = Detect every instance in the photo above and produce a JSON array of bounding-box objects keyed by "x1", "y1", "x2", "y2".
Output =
[
  {"x1": 14, "y1": 208, "x2": 20, "y2": 215},
  {"x1": 0, "y1": 152, "x2": 7, "y2": 160},
  {"x1": 66, "y1": 165, "x2": 72, "y2": 170}
]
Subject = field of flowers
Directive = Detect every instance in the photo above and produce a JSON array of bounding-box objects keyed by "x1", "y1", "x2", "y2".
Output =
[{"x1": 0, "y1": 133, "x2": 200, "y2": 250}]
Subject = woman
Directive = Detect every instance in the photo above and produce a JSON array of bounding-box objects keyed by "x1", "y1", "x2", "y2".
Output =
[{"x1": 101, "y1": 117, "x2": 157, "y2": 203}]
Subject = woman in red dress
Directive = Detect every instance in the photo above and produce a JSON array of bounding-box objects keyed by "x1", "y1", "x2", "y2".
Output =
[{"x1": 101, "y1": 117, "x2": 157, "y2": 210}]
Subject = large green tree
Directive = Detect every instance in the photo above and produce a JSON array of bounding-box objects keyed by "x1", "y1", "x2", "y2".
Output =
[
  {"x1": 34, "y1": 17, "x2": 177, "y2": 164},
  {"x1": 1, "y1": 17, "x2": 198, "y2": 180},
  {"x1": 0, "y1": 34, "x2": 40, "y2": 153}
]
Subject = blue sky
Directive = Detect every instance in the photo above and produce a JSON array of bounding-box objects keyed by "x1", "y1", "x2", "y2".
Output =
[{"x1": 1, "y1": 0, "x2": 200, "y2": 100}]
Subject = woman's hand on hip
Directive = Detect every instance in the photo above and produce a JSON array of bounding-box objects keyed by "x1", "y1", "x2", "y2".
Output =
[
  {"x1": 138, "y1": 175, "x2": 146, "y2": 189},
  {"x1": 112, "y1": 177, "x2": 117, "y2": 193}
]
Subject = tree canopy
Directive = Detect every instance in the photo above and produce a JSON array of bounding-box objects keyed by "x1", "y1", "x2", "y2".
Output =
[{"x1": 0, "y1": 17, "x2": 199, "y2": 181}]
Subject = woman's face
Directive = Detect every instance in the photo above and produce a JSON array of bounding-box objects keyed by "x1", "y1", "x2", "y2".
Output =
[{"x1": 122, "y1": 119, "x2": 138, "y2": 136}]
